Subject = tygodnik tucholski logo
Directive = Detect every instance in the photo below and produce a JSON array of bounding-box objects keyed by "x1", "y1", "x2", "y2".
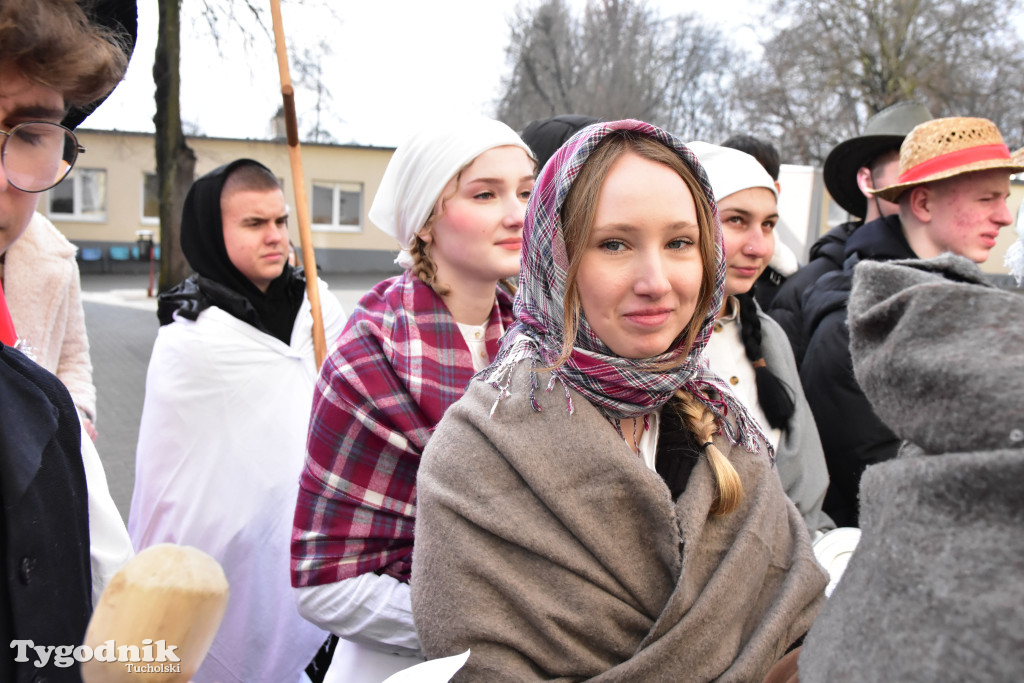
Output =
[{"x1": 11, "y1": 638, "x2": 182, "y2": 672}]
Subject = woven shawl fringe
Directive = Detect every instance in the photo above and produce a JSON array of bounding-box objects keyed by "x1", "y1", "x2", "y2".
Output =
[
  {"x1": 481, "y1": 335, "x2": 774, "y2": 464},
  {"x1": 483, "y1": 335, "x2": 575, "y2": 417}
]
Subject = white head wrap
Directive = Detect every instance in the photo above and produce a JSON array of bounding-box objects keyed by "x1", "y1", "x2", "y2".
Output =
[
  {"x1": 1005, "y1": 202, "x2": 1024, "y2": 286},
  {"x1": 687, "y1": 141, "x2": 778, "y2": 203},
  {"x1": 369, "y1": 116, "x2": 534, "y2": 269}
]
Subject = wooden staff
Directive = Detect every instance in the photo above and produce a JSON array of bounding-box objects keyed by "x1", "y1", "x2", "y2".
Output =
[{"x1": 269, "y1": 0, "x2": 327, "y2": 367}]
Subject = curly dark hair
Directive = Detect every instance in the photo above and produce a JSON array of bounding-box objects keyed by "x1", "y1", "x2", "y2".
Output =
[{"x1": 0, "y1": 0, "x2": 129, "y2": 108}]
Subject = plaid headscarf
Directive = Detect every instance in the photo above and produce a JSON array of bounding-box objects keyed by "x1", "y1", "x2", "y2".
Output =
[{"x1": 480, "y1": 119, "x2": 769, "y2": 455}]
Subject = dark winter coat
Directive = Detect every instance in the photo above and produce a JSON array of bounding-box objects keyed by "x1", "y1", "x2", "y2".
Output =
[
  {"x1": 768, "y1": 220, "x2": 860, "y2": 365},
  {"x1": 798, "y1": 215, "x2": 914, "y2": 527},
  {"x1": 799, "y1": 254, "x2": 1024, "y2": 682},
  {"x1": 0, "y1": 343, "x2": 92, "y2": 682}
]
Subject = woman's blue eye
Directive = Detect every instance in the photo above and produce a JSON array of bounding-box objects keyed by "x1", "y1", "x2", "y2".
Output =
[
  {"x1": 520, "y1": 189, "x2": 532, "y2": 199},
  {"x1": 601, "y1": 240, "x2": 625, "y2": 252},
  {"x1": 474, "y1": 191, "x2": 495, "y2": 200},
  {"x1": 667, "y1": 239, "x2": 691, "y2": 249}
]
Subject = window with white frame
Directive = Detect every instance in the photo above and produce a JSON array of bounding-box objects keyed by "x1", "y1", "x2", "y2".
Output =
[
  {"x1": 48, "y1": 167, "x2": 107, "y2": 221},
  {"x1": 141, "y1": 172, "x2": 159, "y2": 224},
  {"x1": 312, "y1": 181, "x2": 362, "y2": 232}
]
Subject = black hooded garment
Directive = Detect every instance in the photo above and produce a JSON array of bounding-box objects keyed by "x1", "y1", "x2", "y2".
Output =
[
  {"x1": 797, "y1": 214, "x2": 916, "y2": 527},
  {"x1": 766, "y1": 220, "x2": 862, "y2": 365},
  {"x1": 156, "y1": 159, "x2": 306, "y2": 344}
]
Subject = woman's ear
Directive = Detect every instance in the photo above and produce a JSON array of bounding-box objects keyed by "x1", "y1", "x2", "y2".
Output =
[{"x1": 417, "y1": 226, "x2": 433, "y2": 245}]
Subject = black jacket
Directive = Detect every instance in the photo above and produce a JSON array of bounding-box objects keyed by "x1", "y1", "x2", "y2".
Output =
[
  {"x1": 768, "y1": 220, "x2": 861, "y2": 365},
  {"x1": 798, "y1": 215, "x2": 915, "y2": 527},
  {"x1": 0, "y1": 344, "x2": 92, "y2": 682}
]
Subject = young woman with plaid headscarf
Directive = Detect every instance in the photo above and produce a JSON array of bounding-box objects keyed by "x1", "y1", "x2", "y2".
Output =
[
  {"x1": 291, "y1": 117, "x2": 535, "y2": 681},
  {"x1": 411, "y1": 120, "x2": 827, "y2": 681}
]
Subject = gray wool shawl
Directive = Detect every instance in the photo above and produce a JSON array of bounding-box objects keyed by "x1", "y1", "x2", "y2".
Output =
[
  {"x1": 412, "y1": 364, "x2": 827, "y2": 682},
  {"x1": 799, "y1": 254, "x2": 1024, "y2": 681}
]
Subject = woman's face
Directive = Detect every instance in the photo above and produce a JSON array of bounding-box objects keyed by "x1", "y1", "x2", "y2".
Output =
[
  {"x1": 719, "y1": 187, "x2": 777, "y2": 297},
  {"x1": 420, "y1": 145, "x2": 535, "y2": 289},
  {"x1": 575, "y1": 150, "x2": 704, "y2": 359}
]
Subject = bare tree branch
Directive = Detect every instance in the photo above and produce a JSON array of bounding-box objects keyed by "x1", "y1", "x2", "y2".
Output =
[
  {"x1": 497, "y1": 0, "x2": 743, "y2": 143},
  {"x1": 741, "y1": 0, "x2": 1024, "y2": 164}
]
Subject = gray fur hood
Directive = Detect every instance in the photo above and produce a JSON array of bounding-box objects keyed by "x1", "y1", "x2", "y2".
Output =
[
  {"x1": 847, "y1": 253, "x2": 1024, "y2": 454},
  {"x1": 798, "y1": 254, "x2": 1024, "y2": 682}
]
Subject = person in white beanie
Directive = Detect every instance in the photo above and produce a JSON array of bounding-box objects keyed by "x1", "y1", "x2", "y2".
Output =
[
  {"x1": 291, "y1": 116, "x2": 535, "y2": 682},
  {"x1": 719, "y1": 134, "x2": 801, "y2": 311},
  {"x1": 689, "y1": 141, "x2": 834, "y2": 537}
]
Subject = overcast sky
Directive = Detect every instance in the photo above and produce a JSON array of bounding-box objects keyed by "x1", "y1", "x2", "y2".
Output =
[{"x1": 85, "y1": 0, "x2": 764, "y2": 148}]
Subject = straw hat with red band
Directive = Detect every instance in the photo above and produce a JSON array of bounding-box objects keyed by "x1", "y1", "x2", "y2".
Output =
[{"x1": 870, "y1": 117, "x2": 1024, "y2": 202}]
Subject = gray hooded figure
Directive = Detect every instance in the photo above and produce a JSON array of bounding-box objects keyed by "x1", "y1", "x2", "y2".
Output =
[{"x1": 798, "y1": 253, "x2": 1024, "y2": 681}]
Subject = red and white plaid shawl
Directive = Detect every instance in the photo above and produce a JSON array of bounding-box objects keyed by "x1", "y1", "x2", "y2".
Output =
[{"x1": 292, "y1": 270, "x2": 513, "y2": 585}]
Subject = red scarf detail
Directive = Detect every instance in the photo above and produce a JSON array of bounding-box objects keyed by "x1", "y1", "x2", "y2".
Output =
[{"x1": 0, "y1": 280, "x2": 17, "y2": 346}]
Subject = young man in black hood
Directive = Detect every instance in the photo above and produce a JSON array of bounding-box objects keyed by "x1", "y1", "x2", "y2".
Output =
[
  {"x1": 130, "y1": 159, "x2": 346, "y2": 683},
  {"x1": 155, "y1": 159, "x2": 306, "y2": 339}
]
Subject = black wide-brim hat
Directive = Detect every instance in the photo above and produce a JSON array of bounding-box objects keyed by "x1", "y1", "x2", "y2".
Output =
[
  {"x1": 61, "y1": 0, "x2": 138, "y2": 130},
  {"x1": 823, "y1": 101, "x2": 932, "y2": 218}
]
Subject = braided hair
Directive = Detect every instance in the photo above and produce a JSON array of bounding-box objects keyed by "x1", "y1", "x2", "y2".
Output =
[
  {"x1": 672, "y1": 390, "x2": 742, "y2": 516},
  {"x1": 735, "y1": 291, "x2": 795, "y2": 430}
]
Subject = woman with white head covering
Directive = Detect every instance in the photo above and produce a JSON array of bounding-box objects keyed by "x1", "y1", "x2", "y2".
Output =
[
  {"x1": 689, "y1": 142, "x2": 834, "y2": 537},
  {"x1": 291, "y1": 117, "x2": 535, "y2": 681}
]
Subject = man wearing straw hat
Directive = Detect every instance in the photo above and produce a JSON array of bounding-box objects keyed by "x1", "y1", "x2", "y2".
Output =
[
  {"x1": 800, "y1": 116, "x2": 1023, "y2": 528},
  {"x1": 0, "y1": 1, "x2": 134, "y2": 680},
  {"x1": 129, "y1": 160, "x2": 346, "y2": 683},
  {"x1": 769, "y1": 101, "x2": 932, "y2": 363}
]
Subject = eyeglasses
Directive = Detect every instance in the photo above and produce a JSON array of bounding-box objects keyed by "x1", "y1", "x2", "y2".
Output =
[{"x1": 0, "y1": 121, "x2": 84, "y2": 193}]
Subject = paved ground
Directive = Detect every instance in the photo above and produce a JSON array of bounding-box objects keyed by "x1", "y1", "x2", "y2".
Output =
[{"x1": 82, "y1": 271, "x2": 395, "y2": 522}]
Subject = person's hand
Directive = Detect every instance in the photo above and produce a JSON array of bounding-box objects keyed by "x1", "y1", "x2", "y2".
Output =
[{"x1": 83, "y1": 417, "x2": 98, "y2": 442}]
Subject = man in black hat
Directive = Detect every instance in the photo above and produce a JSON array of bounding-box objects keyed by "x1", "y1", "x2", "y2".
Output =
[
  {"x1": 0, "y1": 1, "x2": 133, "y2": 680},
  {"x1": 767, "y1": 102, "x2": 932, "y2": 363},
  {"x1": 798, "y1": 115, "x2": 1021, "y2": 528}
]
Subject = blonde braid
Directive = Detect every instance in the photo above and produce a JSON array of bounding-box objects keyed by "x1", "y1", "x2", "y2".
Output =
[
  {"x1": 673, "y1": 390, "x2": 743, "y2": 515},
  {"x1": 410, "y1": 232, "x2": 451, "y2": 297}
]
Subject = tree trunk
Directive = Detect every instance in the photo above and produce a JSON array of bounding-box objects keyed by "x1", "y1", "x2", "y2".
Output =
[{"x1": 153, "y1": 0, "x2": 195, "y2": 294}]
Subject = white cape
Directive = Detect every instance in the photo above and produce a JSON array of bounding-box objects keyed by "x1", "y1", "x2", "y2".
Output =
[{"x1": 129, "y1": 281, "x2": 345, "y2": 683}]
